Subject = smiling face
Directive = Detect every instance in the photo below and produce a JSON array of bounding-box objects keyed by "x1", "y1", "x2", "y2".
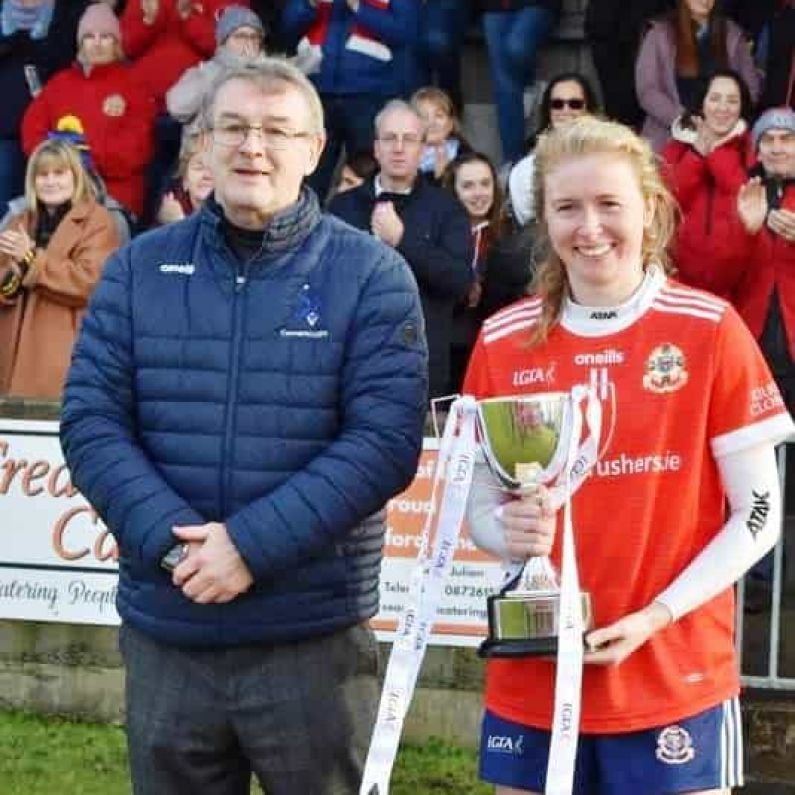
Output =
[
  {"x1": 548, "y1": 79, "x2": 588, "y2": 130},
  {"x1": 205, "y1": 77, "x2": 324, "y2": 229},
  {"x1": 454, "y1": 160, "x2": 495, "y2": 223},
  {"x1": 543, "y1": 152, "x2": 649, "y2": 306},
  {"x1": 34, "y1": 161, "x2": 76, "y2": 210},
  {"x1": 702, "y1": 75, "x2": 742, "y2": 137}
]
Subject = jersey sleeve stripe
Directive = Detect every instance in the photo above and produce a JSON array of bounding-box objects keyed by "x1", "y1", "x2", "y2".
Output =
[
  {"x1": 660, "y1": 286, "x2": 727, "y2": 312},
  {"x1": 651, "y1": 302, "x2": 724, "y2": 322},
  {"x1": 482, "y1": 317, "x2": 540, "y2": 344},
  {"x1": 711, "y1": 413, "x2": 795, "y2": 458},
  {"x1": 483, "y1": 300, "x2": 543, "y2": 331}
]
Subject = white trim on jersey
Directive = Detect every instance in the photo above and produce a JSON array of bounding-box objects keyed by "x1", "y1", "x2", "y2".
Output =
[
  {"x1": 720, "y1": 697, "x2": 744, "y2": 788},
  {"x1": 650, "y1": 301, "x2": 725, "y2": 322},
  {"x1": 482, "y1": 299, "x2": 543, "y2": 331},
  {"x1": 712, "y1": 413, "x2": 795, "y2": 458},
  {"x1": 656, "y1": 285, "x2": 727, "y2": 313},
  {"x1": 482, "y1": 309, "x2": 542, "y2": 344}
]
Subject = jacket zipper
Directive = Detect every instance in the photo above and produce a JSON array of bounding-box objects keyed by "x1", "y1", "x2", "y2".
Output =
[{"x1": 219, "y1": 262, "x2": 248, "y2": 517}]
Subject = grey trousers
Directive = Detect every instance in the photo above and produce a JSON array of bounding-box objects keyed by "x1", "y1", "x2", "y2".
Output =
[{"x1": 119, "y1": 622, "x2": 381, "y2": 795}]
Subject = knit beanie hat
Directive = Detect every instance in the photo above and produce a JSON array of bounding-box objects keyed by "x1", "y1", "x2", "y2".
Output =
[
  {"x1": 77, "y1": 3, "x2": 122, "y2": 44},
  {"x1": 751, "y1": 107, "x2": 795, "y2": 150},
  {"x1": 216, "y1": 6, "x2": 264, "y2": 45}
]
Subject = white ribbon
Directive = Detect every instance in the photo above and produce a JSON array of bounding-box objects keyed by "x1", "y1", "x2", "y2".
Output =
[{"x1": 359, "y1": 396, "x2": 478, "y2": 795}]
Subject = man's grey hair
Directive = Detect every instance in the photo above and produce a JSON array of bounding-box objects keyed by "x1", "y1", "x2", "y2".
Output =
[
  {"x1": 373, "y1": 99, "x2": 427, "y2": 139},
  {"x1": 201, "y1": 57, "x2": 325, "y2": 135}
]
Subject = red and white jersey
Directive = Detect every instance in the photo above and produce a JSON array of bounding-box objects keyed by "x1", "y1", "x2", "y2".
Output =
[{"x1": 463, "y1": 266, "x2": 794, "y2": 734}]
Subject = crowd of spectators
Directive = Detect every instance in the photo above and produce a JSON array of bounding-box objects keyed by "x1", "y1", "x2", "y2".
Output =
[{"x1": 0, "y1": 0, "x2": 794, "y2": 409}]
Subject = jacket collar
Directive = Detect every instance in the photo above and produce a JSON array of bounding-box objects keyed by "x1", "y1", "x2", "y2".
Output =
[{"x1": 200, "y1": 187, "x2": 322, "y2": 261}]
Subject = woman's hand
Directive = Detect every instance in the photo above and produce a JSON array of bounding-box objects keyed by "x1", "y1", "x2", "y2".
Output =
[
  {"x1": 584, "y1": 601, "x2": 672, "y2": 666},
  {"x1": 157, "y1": 192, "x2": 185, "y2": 224},
  {"x1": 497, "y1": 486, "x2": 556, "y2": 561},
  {"x1": 692, "y1": 116, "x2": 716, "y2": 157},
  {"x1": 767, "y1": 208, "x2": 795, "y2": 243},
  {"x1": 0, "y1": 228, "x2": 34, "y2": 263},
  {"x1": 141, "y1": 0, "x2": 158, "y2": 25},
  {"x1": 737, "y1": 177, "x2": 768, "y2": 234}
]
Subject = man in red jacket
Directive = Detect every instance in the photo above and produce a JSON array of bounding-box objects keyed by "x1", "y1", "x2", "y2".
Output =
[{"x1": 736, "y1": 107, "x2": 795, "y2": 411}]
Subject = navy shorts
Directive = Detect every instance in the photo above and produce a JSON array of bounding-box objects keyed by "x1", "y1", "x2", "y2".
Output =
[{"x1": 480, "y1": 698, "x2": 743, "y2": 794}]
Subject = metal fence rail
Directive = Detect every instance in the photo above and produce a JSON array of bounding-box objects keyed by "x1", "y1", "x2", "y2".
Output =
[{"x1": 736, "y1": 442, "x2": 795, "y2": 691}]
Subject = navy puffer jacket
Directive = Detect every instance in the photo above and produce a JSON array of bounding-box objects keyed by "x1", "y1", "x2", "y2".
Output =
[{"x1": 60, "y1": 194, "x2": 428, "y2": 648}]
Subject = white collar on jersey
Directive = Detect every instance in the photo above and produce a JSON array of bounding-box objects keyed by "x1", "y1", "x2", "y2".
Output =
[{"x1": 560, "y1": 263, "x2": 666, "y2": 337}]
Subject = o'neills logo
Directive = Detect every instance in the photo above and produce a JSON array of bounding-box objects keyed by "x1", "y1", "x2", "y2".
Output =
[{"x1": 574, "y1": 349, "x2": 624, "y2": 366}]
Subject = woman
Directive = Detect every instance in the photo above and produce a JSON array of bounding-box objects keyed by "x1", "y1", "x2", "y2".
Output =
[
  {"x1": 166, "y1": 5, "x2": 267, "y2": 139},
  {"x1": 662, "y1": 68, "x2": 754, "y2": 299},
  {"x1": 155, "y1": 137, "x2": 213, "y2": 225},
  {"x1": 412, "y1": 86, "x2": 471, "y2": 183},
  {"x1": 444, "y1": 151, "x2": 532, "y2": 391},
  {"x1": 0, "y1": 139, "x2": 119, "y2": 399},
  {"x1": 21, "y1": 2, "x2": 156, "y2": 217},
  {"x1": 464, "y1": 116, "x2": 792, "y2": 794},
  {"x1": 509, "y1": 72, "x2": 599, "y2": 227},
  {"x1": 636, "y1": 0, "x2": 760, "y2": 152}
]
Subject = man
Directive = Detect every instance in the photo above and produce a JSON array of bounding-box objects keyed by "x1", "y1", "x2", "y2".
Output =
[
  {"x1": 329, "y1": 99, "x2": 472, "y2": 398},
  {"x1": 735, "y1": 107, "x2": 795, "y2": 412},
  {"x1": 280, "y1": 0, "x2": 421, "y2": 199},
  {"x1": 60, "y1": 58, "x2": 428, "y2": 794}
]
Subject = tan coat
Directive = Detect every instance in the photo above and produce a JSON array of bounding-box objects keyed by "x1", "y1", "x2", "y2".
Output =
[{"x1": 0, "y1": 200, "x2": 119, "y2": 400}]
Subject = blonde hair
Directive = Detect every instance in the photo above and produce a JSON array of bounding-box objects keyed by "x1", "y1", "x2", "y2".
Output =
[
  {"x1": 410, "y1": 86, "x2": 462, "y2": 138},
  {"x1": 530, "y1": 116, "x2": 676, "y2": 344},
  {"x1": 24, "y1": 139, "x2": 96, "y2": 209}
]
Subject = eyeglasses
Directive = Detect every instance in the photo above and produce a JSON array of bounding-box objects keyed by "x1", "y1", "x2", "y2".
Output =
[
  {"x1": 550, "y1": 98, "x2": 586, "y2": 110},
  {"x1": 378, "y1": 133, "x2": 423, "y2": 148},
  {"x1": 210, "y1": 123, "x2": 312, "y2": 150}
]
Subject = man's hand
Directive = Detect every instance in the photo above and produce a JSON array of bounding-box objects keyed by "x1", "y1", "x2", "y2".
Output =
[
  {"x1": 584, "y1": 601, "x2": 672, "y2": 666},
  {"x1": 767, "y1": 208, "x2": 795, "y2": 243},
  {"x1": 171, "y1": 522, "x2": 254, "y2": 604},
  {"x1": 497, "y1": 486, "x2": 556, "y2": 561},
  {"x1": 370, "y1": 201, "x2": 404, "y2": 247},
  {"x1": 737, "y1": 177, "x2": 768, "y2": 234}
]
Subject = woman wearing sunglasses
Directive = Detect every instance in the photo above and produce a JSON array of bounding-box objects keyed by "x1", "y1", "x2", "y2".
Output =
[{"x1": 508, "y1": 72, "x2": 600, "y2": 227}]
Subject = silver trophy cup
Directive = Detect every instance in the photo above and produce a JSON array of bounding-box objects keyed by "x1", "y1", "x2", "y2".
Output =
[{"x1": 476, "y1": 393, "x2": 593, "y2": 658}]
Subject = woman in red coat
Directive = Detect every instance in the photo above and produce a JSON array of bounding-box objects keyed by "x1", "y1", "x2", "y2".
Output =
[
  {"x1": 121, "y1": 0, "x2": 252, "y2": 110},
  {"x1": 661, "y1": 68, "x2": 755, "y2": 301},
  {"x1": 21, "y1": 3, "x2": 156, "y2": 218}
]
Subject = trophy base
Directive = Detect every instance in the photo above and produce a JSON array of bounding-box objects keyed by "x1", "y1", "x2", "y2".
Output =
[{"x1": 478, "y1": 591, "x2": 592, "y2": 659}]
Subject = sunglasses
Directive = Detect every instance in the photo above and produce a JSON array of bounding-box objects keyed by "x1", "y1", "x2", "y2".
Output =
[{"x1": 550, "y1": 98, "x2": 586, "y2": 110}]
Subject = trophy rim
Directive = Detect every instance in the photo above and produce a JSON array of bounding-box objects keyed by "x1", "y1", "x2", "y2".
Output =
[{"x1": 476, "y1": 393, "x2": 573, "y2": 488}]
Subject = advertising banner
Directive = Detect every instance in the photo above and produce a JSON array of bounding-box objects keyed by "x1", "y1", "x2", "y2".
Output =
[{"x1": 0, "y1": 419, "x2": 500, "y2": 646}]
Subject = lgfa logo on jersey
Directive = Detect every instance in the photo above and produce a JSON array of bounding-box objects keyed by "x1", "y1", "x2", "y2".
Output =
[
  {"x1": 512, "y1": 362, "x2": 556, "y2": 387},
  {"x1": 486, "y1": 734, "x2": 525, "y2": 755},
  {"x1": 655, "y1": 725, "x2": 695, "y2": 765},
  {"x1": 643, "y1": 343, "x2": 688, "y2": 394}
]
